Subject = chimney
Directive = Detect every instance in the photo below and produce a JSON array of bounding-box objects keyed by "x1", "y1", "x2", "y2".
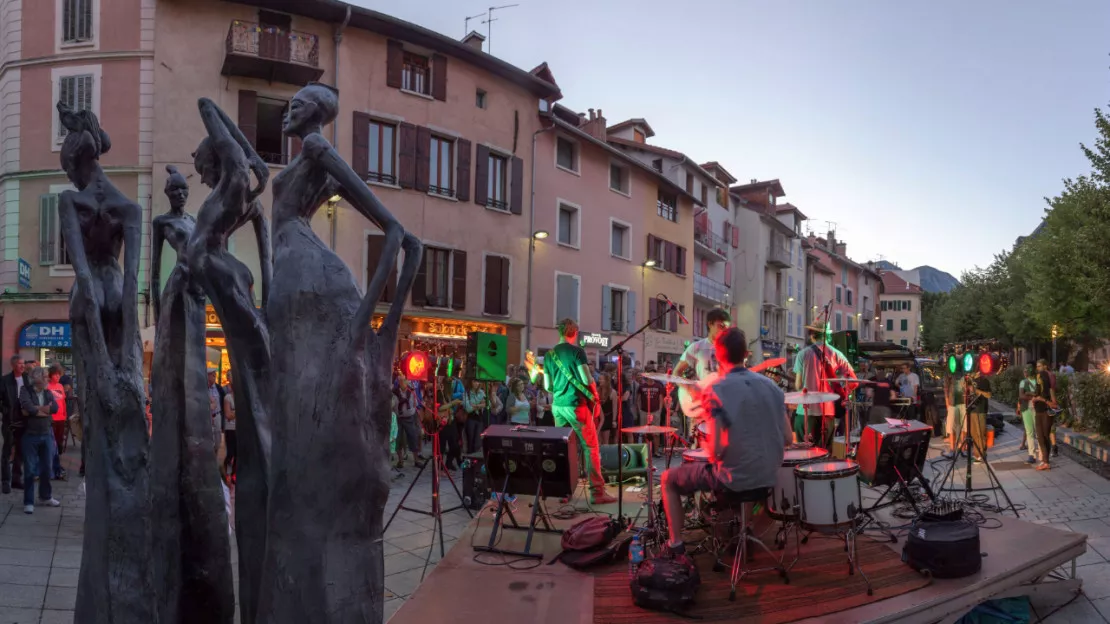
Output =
[
  {"x1": 461, "y1": 31, "x2": 486, "y2": 51},
  {"x1": 588, "y1": 108, "x2": 595, "y2": 121},
  {"x1": 835, "y1": 243, "x2": 847, "y2": 256},
  {"x1": 827, "y1": 230, "x2": 836, "y2": 251},
  {"x1": 580, "y1": 107, "x2": 607, "y2": 140},
  {"x1": 577, "y1": 112, "x2": 587, "y2": 126}
]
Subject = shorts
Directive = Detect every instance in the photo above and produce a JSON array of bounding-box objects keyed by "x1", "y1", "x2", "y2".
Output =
[
  {"x1": 664, "y1": 461, "x2": 725, "y2": 495},
  {"x1": 946, "y1": 405, "x2": 966, "y2": 437}
]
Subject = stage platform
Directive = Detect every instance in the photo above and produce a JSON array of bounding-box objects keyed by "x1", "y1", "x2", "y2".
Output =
[{"x1": 390, "y1": 481, "x2": 1087, "y2": 624}]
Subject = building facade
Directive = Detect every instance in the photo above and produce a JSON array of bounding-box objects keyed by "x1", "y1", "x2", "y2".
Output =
[
  {"x1": 775, "y1": 203, "x2": 807, "y2": 353},
  {"x1": 691, "y1": 161, "x2": 737, "y2": 340},
  {"x1": 878, "y1": 271, "x2": 923, "y2": 349}
]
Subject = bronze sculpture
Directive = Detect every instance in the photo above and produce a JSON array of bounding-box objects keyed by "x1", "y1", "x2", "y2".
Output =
[{"x1": 57, "y1": 102, "x2": 155, "y2": 623}]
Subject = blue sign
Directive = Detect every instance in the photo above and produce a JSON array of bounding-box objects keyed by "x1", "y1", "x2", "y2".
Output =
[
  {"x1": 19, "y1": 322, "x2": 71, "y2": 348},
  {"x1": 17, "y1": 258, "x2": 30, "y2": 289}
]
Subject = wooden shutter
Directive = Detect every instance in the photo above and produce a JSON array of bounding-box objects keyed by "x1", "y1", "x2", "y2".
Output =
[
  {"x1": 685, "y1": 173, "x2": 693, "y2": 193},
  {"x1": 695, "y1": 211, "x2": 708, "y2": 231},
  {"x1": 386, "y1": 40, "x2": 403, "y2": 88},
  {"x1": 366, "y1": 234, "x2": 395, "y2": 303},
  {"x1": 601, "y1": 285, "x2": 612, "y2": 331},
  {"x1": 473, "y1": 144, "x2": 490, "y2": 206},
  {"x1": 498, "y1": 256, "x2": 509, "y2": 316},
  {"x1": 509, "y1": 156, "x2": 524, "y2": 215},
  {"x1": 676, "y1": 246, "x2": 686, "y2": 276},
  {"x1": 724, "y1": 262, "x2": 732, "y2": 285},
  {"x1": 626, "y1": 291, "x2": 636, "y2": 333},
  {"x1": 664, "y1": 242, "x2": 675, "y2": 272},
  {"x1": 669, "y1": 305, "x2": 678, "y2": 332},
  {"x1": 484, "y1": 255, "x2": 501, "y2": 315},
  {"x1": 732, "y1": 223, "x2": 740, "y2": 247},
  {"x1": 415, "y1": 126, "x2": 431, "y2": 193},
  {"x1": 451, "y1": 250, "x2": 467, "y2": 310},
  {"x1": 237, "y1": 90, "x2": 258, "y2": 149},
  {"x1": 700, "y1": 185, "x2": 707, "y2": 205},
  {"x1": 431, "y1": 54, "x2": 447, "y2": 101},
  {"x1": 456, "y1": 139, "x2": 471, "y2": 202},
  {"x1": 412, "y1": 248, "x2": 427, "y2": 306},
  {"x1": 398, "y1": 122, "x2": 417, "y2": 189},
  {"x1": 647, "y1": 234, "x2": 656, "y2": 264},
  {"x1": 39, "y1": 194, "x2": 57, "y2": 265},
  {"x1": 352, "y1": 112, "x2": 370, "y2": 177}
]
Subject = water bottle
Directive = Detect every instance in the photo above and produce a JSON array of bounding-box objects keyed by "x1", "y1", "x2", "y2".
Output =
[{"x1": 628, "y1": 534, "x2": 644, "y2": 579}]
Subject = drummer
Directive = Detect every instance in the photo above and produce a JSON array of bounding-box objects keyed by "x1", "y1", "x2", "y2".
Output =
[
  {"x1": 661, "y1": 327, "x2": 793, "y2": 558},
  {"x1": 672, "y1": 309, "x2": 731, "y2": 427}
]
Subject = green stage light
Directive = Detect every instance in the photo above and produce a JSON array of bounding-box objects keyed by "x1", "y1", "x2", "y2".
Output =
[
  {"x1": 962, "y1": 352, "x2": 976, "y2": 374},
  {"x1": 947, "y1": 355, "x2": 958, "y2": 374}
]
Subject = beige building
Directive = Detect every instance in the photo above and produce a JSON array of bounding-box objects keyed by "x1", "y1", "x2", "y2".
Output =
[{"x1": 878, "y1": 271, "x2": 923, "y2": 350}]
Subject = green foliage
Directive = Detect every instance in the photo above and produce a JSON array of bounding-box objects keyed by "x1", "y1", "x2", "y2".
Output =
[
  {"x1": 1067, "y1": 373, "x2": 1110, "y2": 436},
  {"x1": 987, "y1": 366, "x2": 1024, "y2": 407}
]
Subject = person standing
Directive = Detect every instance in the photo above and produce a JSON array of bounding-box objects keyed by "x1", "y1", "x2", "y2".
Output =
[
  {"x1": 222, "y1": 370, "x2": 238, "y2": 480},
  {"x1": 944, "y1": 372, "x2": 966, "y2": 457},
  {"x1": 207, "y1": 368, "x2": 226, "y2": 455},
  {"x1": 392, "y1": 376, "x2": 425, "y2": 468},
  {"x1": 46, "y1": 363, "x2": 68, "y2": 480},
  {"x1": 1033, "y1": 359, "x2": 1057, "y2": 471},
  {"x1": 967, "y1": 374, "x2": 991, "y2": 463},
  {"x1": 895, "y1": 363, "x2": 921, "y2": 421},
  {"x1": 1, "y1": 355, "x2": 27, "y2": 493},
  {"x1": 505, "y1": 377, "x2": 532, "y2": 426},
  {"x1": 596, "y1": 373, "x2": 618, "y2": 444},
  {"x1": 460, "y1": 379, "x2": 487, "y2": 455},
  {"x1": 526, "y1": 318, "x2": 617, "y2": 505},
  {"x1": 1018, "y1": 366, "x2": 1038, "y2": 464},
  {"x1": 19, "y1": 367, "x2": 61, "y2": 513},
  {"x1": 794, "y1": 325, "x2": 856, "y2": 448}
]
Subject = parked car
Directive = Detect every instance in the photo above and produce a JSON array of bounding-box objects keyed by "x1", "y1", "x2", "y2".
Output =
[{"x1": 856, "y1": 342, "x2": 944, "y2": 436}]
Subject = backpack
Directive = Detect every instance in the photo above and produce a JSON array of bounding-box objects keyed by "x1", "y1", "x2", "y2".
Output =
[
  {"x1": 558, "y1": 534, "x2": 634, "y2": 570},
  {"x1": 548, "y1": 517, "x2": 621, "y2": 568},
  {"x1": 631, "y1": 557, "x2": 701, "y2": 615}
]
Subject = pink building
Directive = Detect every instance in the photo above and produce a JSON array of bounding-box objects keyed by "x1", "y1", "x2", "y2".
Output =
[{"x1": 806, "y1": 231, "x2": 881, "y2": 339}]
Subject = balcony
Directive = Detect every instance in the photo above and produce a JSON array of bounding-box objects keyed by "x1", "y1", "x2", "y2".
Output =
[
  {"x1": 222, "y1": 20, "x2": 324, "y2": 86},
  {"x1": 766, "y1": 244, "x2": 790, "y2": 268},
  {"x1": 694, "y1": 224, "x2": 728, "y2": 260},
  {"x1": 694, "y1": 274, "x2": 730, "y2": 304}
]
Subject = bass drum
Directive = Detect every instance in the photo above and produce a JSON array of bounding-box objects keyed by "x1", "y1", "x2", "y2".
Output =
[
  {"x1": 767, "y1": 447, "x2": 829, "y2": 520},
  {"x1": 794, "y1": 460, "x2": 862, "y2": 533},
  {"x1": 678, "y1": 372, "x2": 719, "y2": 421}
]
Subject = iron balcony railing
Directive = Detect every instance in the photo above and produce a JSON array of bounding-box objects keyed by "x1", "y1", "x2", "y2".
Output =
[
  {"x1": 226, "y1": 20, "x2": 320, "y2": 68},
  {"x1": 694, "y1": 274, "x2": 729, "y2": 304},
  {"x1": 694, "y1": 224, "x2": 729, "y2": 259},
  {"x1": 766, "y1": 244, "x2": 791, "y2": 267}
]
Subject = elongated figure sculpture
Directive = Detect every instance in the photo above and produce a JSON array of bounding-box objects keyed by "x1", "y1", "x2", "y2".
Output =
[
  {"x1": 56, "y1": 102, "x2": 154, "y2": 623},
  {"x1": 149, "y1": 165, "x2": 236, "y2": 624},
  {"x1": 256, "y1": 82, "x2": 422, "y2": 622}
]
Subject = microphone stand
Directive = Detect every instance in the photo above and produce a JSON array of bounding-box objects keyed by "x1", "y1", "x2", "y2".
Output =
[{"x1": 604, "y1": 297, "x2": 682, "y2": 530}]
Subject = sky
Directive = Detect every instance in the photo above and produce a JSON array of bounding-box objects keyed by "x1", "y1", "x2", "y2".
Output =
[{"x1": 353, "y1": 0, "x2": 1110, "y2": 279}]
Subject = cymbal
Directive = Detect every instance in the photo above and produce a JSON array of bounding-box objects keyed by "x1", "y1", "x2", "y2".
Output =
[
  {"x1": 784, "y1": 391, "x2": 839, "y2": 405},
  {"x1": 622, "y1": 425, "x2": 677, "y2": 435},
  {"x1": 750, "y1": 357, "x2": 787, "y2": 373},
  {"x1": 642, "y1": 372, "x2": 696, "y2": 386}
]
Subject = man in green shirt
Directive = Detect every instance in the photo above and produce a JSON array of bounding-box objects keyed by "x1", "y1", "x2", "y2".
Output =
[
  {"x1": 1018, "y1": 366, "x2": 1038, "y2": 464},
  {"x1": 526, "y1": 318, "x2": 617, "y2": 505}
]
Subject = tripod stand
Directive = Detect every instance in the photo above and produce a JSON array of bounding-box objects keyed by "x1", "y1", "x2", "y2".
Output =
[
  {"x1": 934, "y1": 375, "x2": 1019, "y2": 518},
  {"x1": 383, "y1": 372, "x2": 475, "y2": 580}
]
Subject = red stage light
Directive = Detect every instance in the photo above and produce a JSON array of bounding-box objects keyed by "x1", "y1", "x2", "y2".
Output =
[
  {"x1": 402, "y1": 351, "x2": 429, "y2": 381},
  {"x1": 978, "y1": 352, "x2": 1001, "y2": 376}
]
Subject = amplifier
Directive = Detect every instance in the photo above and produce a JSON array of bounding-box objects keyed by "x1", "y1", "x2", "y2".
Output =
[
  {"x1": 599, "y1": 444, "x2": 649, "y2": 480},
  {"x1": 902, "y1": 518, "x2": 981, "y2": 578},
  {"x1": 482, "y1": 425, "x2": 579, "y2": 499},
  {"x1": 831, "y1": 435, "x2": 860, "y2": 460},
  {"x1": 461, "y1": 453, "x2": 489, "y2": 511},
  {"x1": 856, "y1": 420, "x2": 931, "y2": 487}
]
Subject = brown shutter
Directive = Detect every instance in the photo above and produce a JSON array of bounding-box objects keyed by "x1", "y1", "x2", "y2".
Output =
[
  {"x1": 509, "y1": 156, "x2": 524, "y2": 215},
  {"x1": 456, "y1": 139, "x2": 471, "y2": 202},
  {"x1": 647, "y1": 234, "x2": 656, "y2": 264},
  {"x1": 431, "y1": 53, "x2": 447, "y2": 101},
  {"x1": 676, "y1": 246, "x2": 686, "y2": 276},
  {"x1": 483, "y1": 255, "x2": 499, "y2": 315},
  {"x1": 352, "y1": 112, "x2": 370, "y2": 177},
  {"x1": 384, "y1": 259, "x2": 397, "y2": 304},
  {"x1": 386, "y1": 40, "x2": 403, "y2": 89},
  {"x1": 451, "y1": 250, "x2": 467, "y2": 310},
  {"x1": 366, "y1": 234, "x2": 394, "y2": 303},
  {"x1": 685, "y1": 172, "x2": 693, "y2": 193},
  {"x1": 666, "y1": 242, "x2": 676, "y2": 272},
  {"x1": 415, "y1": 126, "x2": 431, "y2": 193},
  {"x1": 237, "y1": 90, "x2": 257, "y2": 148},
  {"x1": 473, "y1": 144, "x2": 490, "y2": 206},
  {"x1": 398, "y1": 122, "x2": 417, "y2": 189},
  {"x1": 498, "y1": 256, "x2": 510, "y2": 316},
  {"x1": 411, "y1": 248, "x2": 427, "y2": 306}
]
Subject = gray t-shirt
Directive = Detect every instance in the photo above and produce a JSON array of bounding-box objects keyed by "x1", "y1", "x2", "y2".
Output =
[
  {"x1": 705, "y1": 368, "x2": 786, "y2": 492},
  {"x1": 680, "y1": 338, "x2": 718, "y2": 380}
]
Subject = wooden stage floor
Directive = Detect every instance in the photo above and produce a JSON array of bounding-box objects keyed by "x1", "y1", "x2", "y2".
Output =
[{"x1": 390, "y1": 480, "x2": 1088, "y2": 624}]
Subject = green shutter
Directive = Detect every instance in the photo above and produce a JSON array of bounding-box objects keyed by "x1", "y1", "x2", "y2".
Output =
[{"x1": 39, "y1": 194, "x2": 57, "y2": 265}]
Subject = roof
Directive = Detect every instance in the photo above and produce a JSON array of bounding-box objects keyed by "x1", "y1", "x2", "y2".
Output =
[
  {"x1": 880, "y1": 271, "x2": 924, "y2": 295},
  {"x1": 813, "y1": 261, "x2": 836, "y2": 275},
  {"x1": 542, "y1": 112, "x2": 700, "y2": 207},
  {"x1": 731, "y1": 178, "x2": 786, "y2": 197},
  {"x1": 233, "y1": 0, "x2": 561, "y2": 99},
  {"x1": 760, "y1": 213, "x2": 796, "y2": 238},
  {"x1": 776, "y1": 202, "x2": 808, "y2": 220},
  {"x1": 699, "y1": 161, "x2": 738, "y2": 184},
  {"x1": 607, "y1": 118, "x2": 655, "y2": 138},
  {"x1": 607, "y1": 137, "x2": 720, "y2": 188}
]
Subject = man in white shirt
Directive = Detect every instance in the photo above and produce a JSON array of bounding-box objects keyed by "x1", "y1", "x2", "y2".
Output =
[
  {"x1": 673, "y1": 309, "x2": 730, "y2": 421},
  {"x1": 895, "y1": 363, "x2": 921, "y2": 421}
]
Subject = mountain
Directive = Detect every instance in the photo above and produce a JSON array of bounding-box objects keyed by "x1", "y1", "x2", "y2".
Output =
[
  {"x1": 871, "y1": 261, "x2": 959, "y2": 293},
  {"x1": 874, "y1": 260, "x2": 901, "y2": 271}
]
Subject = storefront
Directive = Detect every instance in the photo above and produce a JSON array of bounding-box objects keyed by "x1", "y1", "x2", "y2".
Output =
[
  {"x1": 18, "y1": 321, "x2": 73, "y2": 371},
  {"x1": 644, "y1": 332, "x2": 687, "y2": 371}
]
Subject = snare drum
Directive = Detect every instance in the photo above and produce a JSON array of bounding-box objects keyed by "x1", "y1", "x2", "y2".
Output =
[
  {"x1": 682, "y1": 448, "x2": 710, "y2": 463},
  {"x1": 768, "y1": 447, "x2": 829, "y2": 520},
  {"x1": 695, "y1": 422, "x2": 711, "y2": 449},
  {"x1": 794, "y1": 460, "x2": 862, "y2": 532}
]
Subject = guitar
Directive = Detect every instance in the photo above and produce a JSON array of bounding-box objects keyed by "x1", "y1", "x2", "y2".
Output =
[{"x1": 525, "y1": 349, "x2": 599, "y2": 418}]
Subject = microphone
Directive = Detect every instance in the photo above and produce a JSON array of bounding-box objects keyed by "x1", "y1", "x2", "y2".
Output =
[{"x1": 659, "y1": 294, "x2": 689, "y2": 324}]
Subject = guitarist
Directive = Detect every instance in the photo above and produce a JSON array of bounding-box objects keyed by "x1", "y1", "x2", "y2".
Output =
[
  {"x1": 525, "y1": 318, "x2": 617, "y2": 505},
  {"x1": 795, "y1": 324, "x2": 856, "y2": 449}
]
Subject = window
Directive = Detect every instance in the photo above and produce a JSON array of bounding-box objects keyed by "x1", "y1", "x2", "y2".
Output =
[
  {"x1": 367, "y1": 119, "x2": 396, "y2": 184},
  {"x1": 483, "y1": 255, "x2": 510, "y2": 316},
  {"x1": 847, "y1": 315, "x2": 854, "y2": 331},
  {"x1": 610, "y1": 163, "x2": 629, "y2": 194},
  {"x1": 610, "y1": 288, "x2": 626, "y2": 332},
  {"x1": 787, "y1": 311, "x2": 793, "y2": 336},
  {"x1": 842, "y1": 266, "x2": 848, "y2": 284},
  {"x1": 886, "y1": 319, "x2": 894, "y2": 331},
  {"x1": 685, "y1": 172, "x2": 694, "y2": 194},
  {"x1": 429, "y1": 135, "x2": 454, "y2": 197},
  {"x1": 788, "y1": 275, "x2": 794, "y2": 299},
  {"x1": 633, "y1": 129, "x2": 645, "y2": 143},
  {"x1": 700, "y1": 184, "x2": 708, "y2": 206},
  {"x1": 556, "y1": 272, "x2": 580, "y2": 322},
  {"x1": 835, "y1": 286, "x2": 842, "y2": 304},
  {"x1": 835, "y1": 312, "x2": 842, "y2": 332},
  {"x1": 62, "y1": 0, "x2": 93, "y2": 44},
  {"x1": 610, "y1": 220, "x2": 630, "y2": 259},
  {"x1": 557, "y1": 202, "x2": 579, "y2": 248},
  {"x1": 402, "y1": 51, "x2": 430, "y2": 95},
  {"x1": 846, "y1": 289, "x2": 853, "y2": 306},
  {"x1": 657, "y1": 190, "x2": 677, "y2": 222},
  {"x1": 901, "y1": 319, "x2": 908, "y2": 331},
  {"x1": 556, "y1": 136, "x2": 577, "y2": 172},
  {"x1": 900, "y1": 339, "x2": 908, "y2": 347},
  {"x1": 253, "y1": 96, "x2": 290, "y2": 165},
  {"x1": 424, "y1": 247, "x2": 452, "y2": 308},
  {"x1": 475, "y1": 89, "x2": 487, "y2": 109},
  {"x1": 486, "y1": 153, "x2": 508, "y2": 210},
  {"x1": 38, "y1": 194, "x2": 72, "y2": 267},
  {"x1": 652, "y1": 158, "x2": 663, "y2": 172},
  {"x1": 905, "y1": 300, "x2": 912, "y2": 311},
  {"x1": 57, "y1": 74, "x2": 94, "y2": 140}
]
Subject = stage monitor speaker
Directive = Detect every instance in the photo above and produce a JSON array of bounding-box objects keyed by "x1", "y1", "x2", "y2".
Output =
[
  {"x1": 461, "y1": 452, "x2": 489, "y2": 511},
  {"x1": 830, "y1": 330, "x2": 859, "y2": 366},
  {"x1": 466, "y1": 332, "x2": 508, "y2": 382},
  {"x1": 856, "y1": 420, "x2": 931, "y2": 487},
  {"x1": 599, "y1": 443, "x2": 649, "y2": 480},
  {"x1": 482, "y1": 425, "x2": 579, "y2": 499}
]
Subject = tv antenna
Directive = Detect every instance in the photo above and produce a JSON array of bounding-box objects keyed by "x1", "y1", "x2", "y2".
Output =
[
  {"x1": 464, "y1": 11, "x2": 487, "y2": 38},
  {"x1": 483, "y1": 4, "x2": 519, "y2": 55}
]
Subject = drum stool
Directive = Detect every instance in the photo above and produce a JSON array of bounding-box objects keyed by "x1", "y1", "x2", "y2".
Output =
[{"x1": 710, "y1": 486, "x2": 789, "y2": 600}]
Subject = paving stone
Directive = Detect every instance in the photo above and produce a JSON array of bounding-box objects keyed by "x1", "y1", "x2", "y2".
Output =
[
  {"x1": 0, "y1": 567, "x2": 47, "y2": 588},
  {"x1": 0, "y1": 606, "x2": 42, "y2": 623},
  {"x1": 42, "y1": 587, "x2": 74, "y2": 611},
  {"x1": 38, "y1": 610, "x2": 75, "y2": 624},
  {"x1": 0, "y1": 583, "x2": 45, "y2": 609}
]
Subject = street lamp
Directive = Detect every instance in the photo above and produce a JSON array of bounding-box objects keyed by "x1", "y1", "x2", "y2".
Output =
[
  {"x1": 1052, "y1": 324, "x2": 1059, "y2": 370},
  {"x1": 525, "y1": 230, "x2": 550, "y2": 350}
]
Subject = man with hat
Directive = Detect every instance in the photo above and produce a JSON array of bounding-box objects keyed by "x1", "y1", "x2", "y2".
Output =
[{"x1": 793, "y1": 323, "x2": 856, "y2": 448}]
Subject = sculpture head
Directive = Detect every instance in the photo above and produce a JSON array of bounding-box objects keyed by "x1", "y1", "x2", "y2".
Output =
[
  {"x1": 191, "y1": 138, "x2": 221, "y2": 189},
  {"x1": 58, "y1": 102, "x2": 111, "y2": 190},
  {"x1": 164, "y1": 165, "x2": 189, "y2": 212},
  {"x1": 283, "y1": 82, "x2": 339, "y2": 138}
]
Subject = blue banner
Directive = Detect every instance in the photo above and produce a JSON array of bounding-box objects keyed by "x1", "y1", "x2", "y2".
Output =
[
  {"x1": 17, "y1": 258, "x2": 30, "y2": 289},
  {"x1": 19, "y1": 322, "x2": 71, "y2": 348}
]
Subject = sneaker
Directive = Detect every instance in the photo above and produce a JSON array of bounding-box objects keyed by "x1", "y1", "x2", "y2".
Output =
[
  {"x1": 23, "y1": 504, "x2": 33, "y2": 514},
  {"x1": 590, "y1": 491, "x2": 618, "y2": 505},
  {"x1": 1036, "y1": 463, "x2": 1051, "y2": 471},
  {"x1": 1026, "y1": 456, "x2": 1037, "y2": 464},
  {"x1": 39, "y1": 498, "x2": 60, "y2": 507}
]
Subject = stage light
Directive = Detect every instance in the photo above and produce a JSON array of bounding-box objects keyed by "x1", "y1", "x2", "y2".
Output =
[
  {"x1": 962, "y1": 352, "x2": 976, "y2": 374},
  {"x1": 978, "y1": 352, "x2": 1001, "y2": 376},
  {"x1": 947, "y1": 355, "x2": 959, "y2": 375},
  {"x1": 401, "y1": 351, "x2": 429, "y2": 381}
]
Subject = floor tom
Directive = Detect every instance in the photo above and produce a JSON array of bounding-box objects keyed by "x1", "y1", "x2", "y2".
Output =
[
  {"x1": 794, "y1": 460, "x2": 862, "y2": 532},
  {"x1": 767, "y1": 447, "x2": 829, "y2": 520}
]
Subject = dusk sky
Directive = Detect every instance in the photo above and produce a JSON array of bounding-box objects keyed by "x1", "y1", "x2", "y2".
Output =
[{"x1": 356, "y1": 0, "x2": 1110, "y2": 279}]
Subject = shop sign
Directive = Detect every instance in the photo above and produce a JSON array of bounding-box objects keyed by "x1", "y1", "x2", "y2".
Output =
[
  {"x1": 17, "y1": 258, "x2": 31, "y2": 289},
  {"x1": 411, "y1": 318, "x2": 506, "y2": 339},
  {"x1": 20, "y1": 322, "x2": 71, "y2": 348},
  {"x1": 579, "y1": 332, "x2": 610, "y2": 349}
]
